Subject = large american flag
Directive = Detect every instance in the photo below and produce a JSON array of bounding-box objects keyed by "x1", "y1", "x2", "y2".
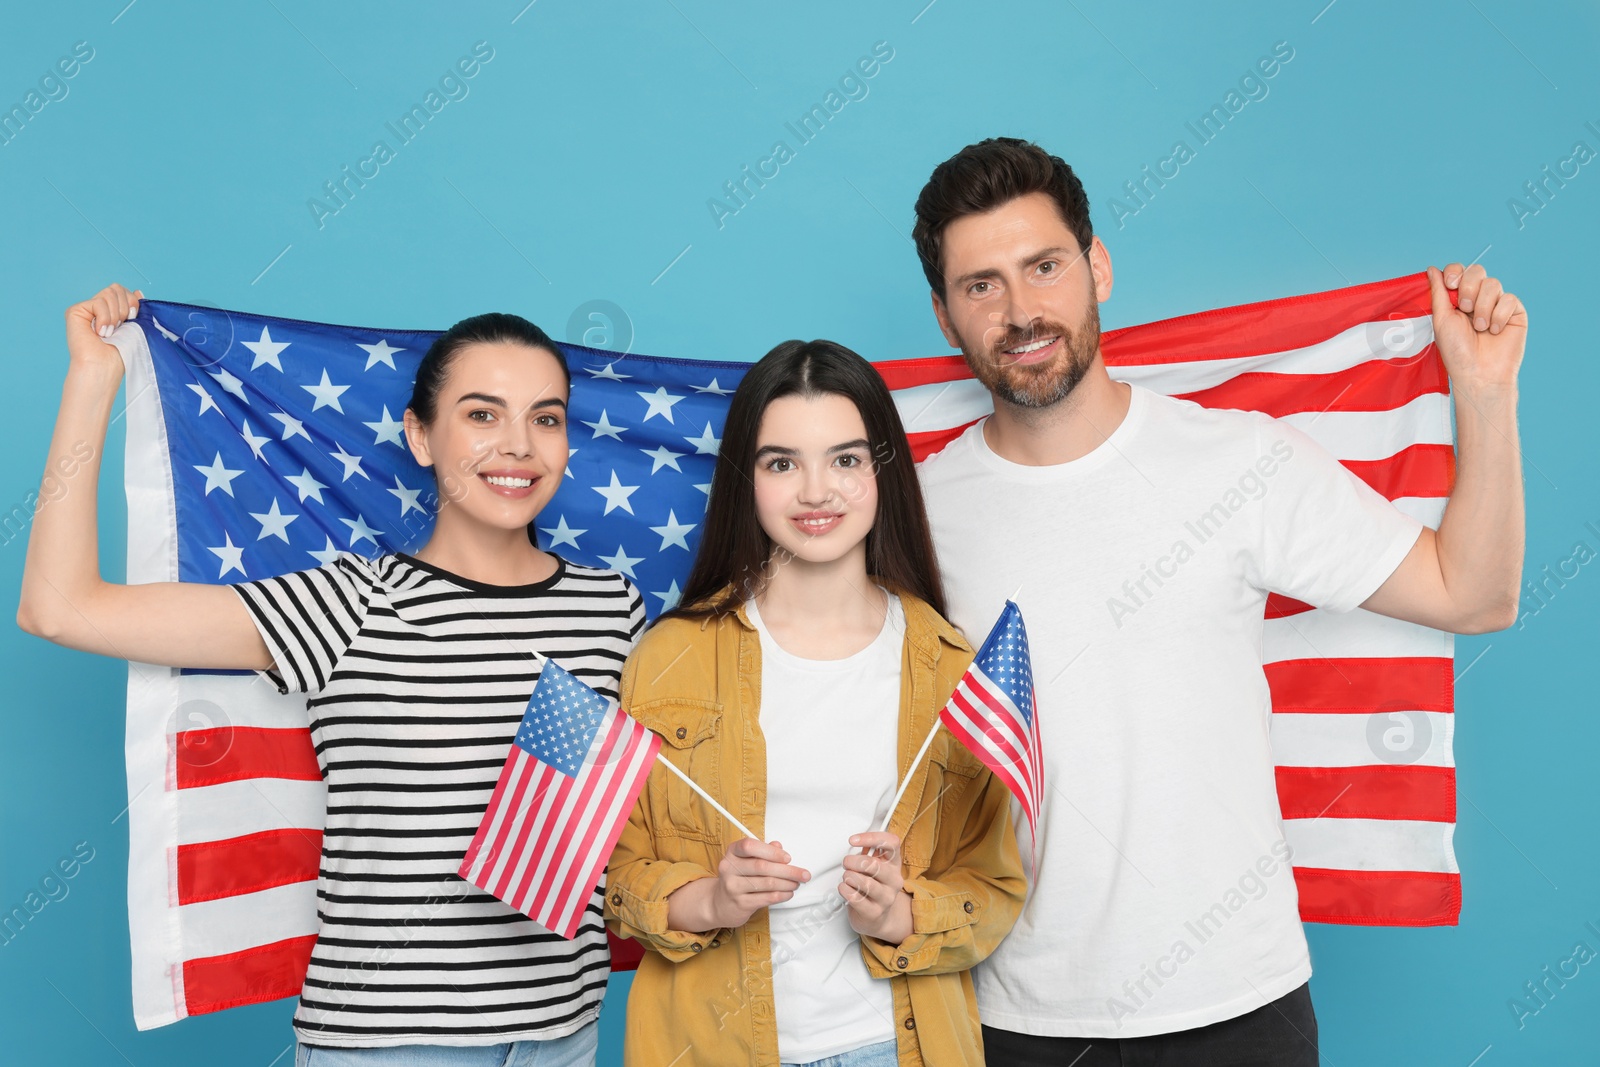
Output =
[
  {"x1": 109, "y1": 271, "x2": 1458, "y2": 1030},
  {"x1": 457, "y1": 658, "x2": 660, "y2": 939},
  {"x1": 939, "y1": 601, "x2": 1044, "y2": 860}
]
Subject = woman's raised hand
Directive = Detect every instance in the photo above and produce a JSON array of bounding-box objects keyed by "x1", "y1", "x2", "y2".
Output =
[{"x1": 65, "y1": 283, "x2": 141, "y2": 376}]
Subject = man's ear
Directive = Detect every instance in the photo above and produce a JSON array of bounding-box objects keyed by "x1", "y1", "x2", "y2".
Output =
[
  {"x1": 1089, "y1": 235, "x2": 1114, "y2": 304},
  {"x1": 930, "y1": 289, "x2": 962, "y2": 350},
  {"x1": 403, "y1": 408, "x2": 434, "y2": 469}
]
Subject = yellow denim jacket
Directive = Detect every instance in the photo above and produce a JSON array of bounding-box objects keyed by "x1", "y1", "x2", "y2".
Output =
[{"x1": 604, "y1": 583, "x2": 1025, "y2": 1067}]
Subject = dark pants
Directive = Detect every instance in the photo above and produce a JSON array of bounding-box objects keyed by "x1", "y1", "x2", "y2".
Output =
[{"x1": 981, "y1": 983, "x2": 1319, "y2": 1066}]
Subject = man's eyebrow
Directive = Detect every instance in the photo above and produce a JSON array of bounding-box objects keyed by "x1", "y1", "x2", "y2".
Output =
[{"x1": 949, "y1": 245, "x2": 1080, "y2": 289}]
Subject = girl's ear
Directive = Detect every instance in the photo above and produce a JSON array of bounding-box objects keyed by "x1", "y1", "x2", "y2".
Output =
[{"x1": 403, "y1": 408, "x2": 434, "y2": 468}]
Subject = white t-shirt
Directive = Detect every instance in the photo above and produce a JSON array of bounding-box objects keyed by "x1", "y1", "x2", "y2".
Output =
[
  {"x1": 747, "y1": 591, "x2": 904, "y2": 1063},
  {"x1": 916, "y1": 384, "x2": 1423, "y2": 1038}
]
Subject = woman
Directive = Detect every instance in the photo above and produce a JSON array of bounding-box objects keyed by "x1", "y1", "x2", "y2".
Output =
[
  {"x1": 605, "y1": 339, "x2": 1025, "y2": 1067},
  {"x1": 18, "y1": 284, "x2": 641, "y2": 1066}
]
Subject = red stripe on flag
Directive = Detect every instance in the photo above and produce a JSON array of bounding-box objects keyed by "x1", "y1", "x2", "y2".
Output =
[
  {"x1": 607, "y1": 929, "x2": 644, "y2": 970},
  {"x1": 1276, "y1": 765, "x2": 1456, "y2": 822},
  {"x1": 177, "y1": 829, "x2": 322, "y2": 905},
  {"x1": 1293, "y1": 867, "x2": 1461, "y2": 927},
  {"x1": 1175, "y1": 352, "x2": 1448, "y2": 418},
  {"x1": 1342, "y1": 443, "x2": 1456, "y2": 500},
  {"x1": 173, "y1": 726, "x2": 320, "y2": 789},
  {"x1": 1265, "y1": 594, "x2": 1314, "y2": 619},
  {"x1": 182, "y1": 934, "x2": 318, "y2": 1016},
  {"x1": 1266, "y1": 657, "x2": 1454, "y2": 714},
  {"x1": 907, "y1": 419, "x2": 982, "y2": 463},
  {"x1": 1102, "y1": 273, "x2": 1439, "y2": 368},
  {"x1": 874, "y1": 355, "x2": 972, "y2": 391}
]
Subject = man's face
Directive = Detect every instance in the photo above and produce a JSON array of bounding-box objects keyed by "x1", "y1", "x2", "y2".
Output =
[{"x1": 931, "y1": 191, "x2": 1113, "y2": 409}]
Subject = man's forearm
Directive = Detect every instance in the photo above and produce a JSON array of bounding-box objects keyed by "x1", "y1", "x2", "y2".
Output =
[{"x1": 1436, "y1": 381, "x2": 1525, "y2": 630}]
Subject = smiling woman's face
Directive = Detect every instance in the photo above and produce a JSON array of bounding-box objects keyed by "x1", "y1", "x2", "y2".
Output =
[{"x1": 403, "y1": 341, "x2": 570, "y2": 531}]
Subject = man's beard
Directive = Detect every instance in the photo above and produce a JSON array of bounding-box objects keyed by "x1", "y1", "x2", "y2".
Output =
[{"x1": 961, "y1": 298, "x2": 1102, "y2": 409}]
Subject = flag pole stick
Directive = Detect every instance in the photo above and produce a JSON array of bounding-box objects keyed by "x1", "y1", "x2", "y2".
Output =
[
  {"x1": 657, "y1": 756, "x2": 758, "y2": 842},
  {"x1": 874, "y1": 718, "x2": 943, "y2": 834}
]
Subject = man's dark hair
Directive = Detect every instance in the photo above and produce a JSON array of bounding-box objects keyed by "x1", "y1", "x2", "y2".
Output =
[{"x1": 912, "y1": 137, "x2": 1094, "y2": 298}]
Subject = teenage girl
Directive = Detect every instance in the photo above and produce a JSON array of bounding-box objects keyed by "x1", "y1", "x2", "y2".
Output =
[
  {"x1": 19, "y1": 283, "x2": 642, "y2": 1067},
  {"x1": 605, "y1": 340, "x2": 1025, "y2": 1067}
]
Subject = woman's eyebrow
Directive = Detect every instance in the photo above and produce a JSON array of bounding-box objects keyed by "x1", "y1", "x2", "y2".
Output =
[
  {"x1": 454, "y1": 392, "x2": 568, "y2": 411},
  {"x1": 754, "y1": 438, "x2": 870, "y2": 458}
]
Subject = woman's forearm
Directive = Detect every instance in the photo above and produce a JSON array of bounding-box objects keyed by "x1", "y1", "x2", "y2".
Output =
[
  {"x1": 665, "y1": 876, "x2": 720, "y2": 933},
  {"x1": 17, "y1": 360, "x2": 121, "y2": 638}
]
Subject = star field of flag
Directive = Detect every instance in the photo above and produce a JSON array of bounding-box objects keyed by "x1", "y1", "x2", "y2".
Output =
[
  {"x1": 516, "y1": 659, "x2": 609, "y2": 777},
  {"x1": 974, "y1": 600, "x2": 1036, "y2": 730},
  {"x1": 142, "y1": 301, "x2": 748, "y2": 619}
]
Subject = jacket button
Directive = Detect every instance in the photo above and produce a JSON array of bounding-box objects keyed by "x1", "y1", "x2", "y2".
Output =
[
  {"x1": 896, "y1": 955, "x2": 909, "y2": 969},
  {"x1": 963, "y1": 900, "x2": 974, "y2": 914},
  {"x1": 675, "y1": 726, "x2": 688, "y2": 740},
  {"x1": 610, "y1": 893, "x2": 621, "y2": 906},
  {"x1": 904, "y1": 1016, "x2": 916, "y2": 1030},
  {"x1": 710, "y1": 939, "x2": 720, "y2": 948},
  {"x1": 691, "y1": 942, "x2": 703, "y2": 952}
]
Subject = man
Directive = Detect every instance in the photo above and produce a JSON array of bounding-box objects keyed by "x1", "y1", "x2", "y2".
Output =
[{"x1": 911, "y1": 138, "x2": 1525, "y2": 1065}]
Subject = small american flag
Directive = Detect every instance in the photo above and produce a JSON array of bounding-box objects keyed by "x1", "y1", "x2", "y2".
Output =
[
  {"x1": 940, "y1": 601, "x2": 1044, "y2": 858},
  {"x1": 457, "y1": 658, "x2": 661, "y2": 939}
]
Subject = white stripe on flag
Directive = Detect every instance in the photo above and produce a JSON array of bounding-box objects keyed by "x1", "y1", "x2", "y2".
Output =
[
  {"x1": 1283, "y1": 816, "x2": 1458, "y2": 874},
  {"x1": 892, "y1": 377, "x2": 995, "y2": 435},
  {"x1": 1263, "y1": 607, "x2": 1454, "y2": 664},
  {"x1": 1278, "y1": 393, "x2": 1453, "y2": 461},
  {"x1": 174, "y1": 778, "x2": 325, "y2": 846},
  {"x1": 175, "y1": 880, "x2": 319, "y2": 959},
  {"x1": 1269, "y1": 711, "x2": 1456, "y2": 768}
]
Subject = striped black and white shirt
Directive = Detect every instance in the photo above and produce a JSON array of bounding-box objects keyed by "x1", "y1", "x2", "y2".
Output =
[{"x1": 231, "y1": 551, "x2": 645, "y2": 1047}]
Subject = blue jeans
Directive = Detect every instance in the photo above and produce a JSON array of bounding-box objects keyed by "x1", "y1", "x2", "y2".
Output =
[
  {"x1": 294, "y1": 1019, "x2": 598, "y2": 1067},
  {"x1": 782, "y1": 1037, "x2": 899, "y2": 1067}
]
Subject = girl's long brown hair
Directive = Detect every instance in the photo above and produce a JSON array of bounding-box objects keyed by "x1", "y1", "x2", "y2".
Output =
[{"x1": 656, "y1": 339, "x2": 947, "y2": 626}]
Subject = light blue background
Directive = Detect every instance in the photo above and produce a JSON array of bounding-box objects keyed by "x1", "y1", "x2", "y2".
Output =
[{"x1": 3, "y1": 2, "x2": 1596, "y2": 1064}]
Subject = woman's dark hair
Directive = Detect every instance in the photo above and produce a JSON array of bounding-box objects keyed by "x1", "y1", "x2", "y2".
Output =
[
  {"x1": 912, "y1": 137, "x2": 1093, "y2": 299},
  {"x1": 407, "y1": 312, "x2": 570, "y2": 425},
  {"x1": 657, "y1": 339, "x2": 947, "y2": 625}
]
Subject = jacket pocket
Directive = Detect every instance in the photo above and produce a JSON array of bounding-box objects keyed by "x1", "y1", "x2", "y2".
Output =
[
  {"x1": 903, "y1": 742, "x2": 981, "y2": 869},
  {"x1": 630, "y1": 697, "x2": 726, "y2": 843}
]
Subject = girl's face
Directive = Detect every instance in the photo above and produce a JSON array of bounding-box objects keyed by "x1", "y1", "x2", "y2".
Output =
[
  {"x1": 404, "y1": 342, "x2": 570, "y2": 532},
  {"x1": 751, "y1": 393, "x2": 879, "y2": 566}
]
